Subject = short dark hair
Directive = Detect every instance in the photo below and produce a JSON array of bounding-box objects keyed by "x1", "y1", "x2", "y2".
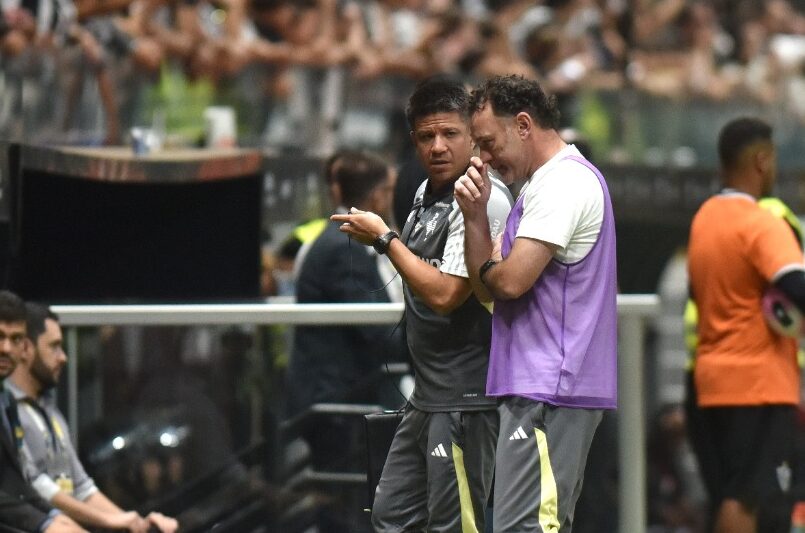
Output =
[
  {"x1": 333, "y1": 151, "x2": 390, "y2": 207},
  {"x1": 25, "y1": 302, "x2": 59, "y2": 343},
  {"x1": 471, "y1": 75, "x2": 560, "y2": 130},
  {"x1": 718, "y1": 117, "x2": 773, "y2": 171},
  {"x1": 323, "y1": 149, "x2": 364, "y2": 186},
  {"x1": 406, "y1": 75, "x2": 471, "y2": 129},
  {"x1": 0, "y1": 291, "x2": 26, "y2": 325}
]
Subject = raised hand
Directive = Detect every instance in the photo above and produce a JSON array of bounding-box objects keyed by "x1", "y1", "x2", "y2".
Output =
[
  {"x1": 454, "y1": 157, "x2": 492, "y2": 222},
  {"x1": 330, "y1": 207, "x2": 390, "y2": 246}
]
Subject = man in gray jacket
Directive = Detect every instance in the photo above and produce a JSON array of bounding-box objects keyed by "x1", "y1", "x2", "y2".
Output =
[{"x1": 9, "y1": 303, "x2": 177, "y2": 533}]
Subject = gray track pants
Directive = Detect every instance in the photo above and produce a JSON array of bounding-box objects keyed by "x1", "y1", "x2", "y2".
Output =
[
  {"x1": 493, "y1": 397, "x2": 603, "y2": 533},
  {"x1": 372, "y1": 406, "x2": 498, "y2": 533}
]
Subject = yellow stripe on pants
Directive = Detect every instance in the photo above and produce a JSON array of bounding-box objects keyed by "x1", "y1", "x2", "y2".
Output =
[
  {"x1": 452, "y1": 443, "x2": 479, "y2": 533},
  {"x1": 535, "y1": 428, "x2": 560, "y2": 532}
]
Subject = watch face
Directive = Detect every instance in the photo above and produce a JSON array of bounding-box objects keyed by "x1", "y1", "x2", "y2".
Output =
[{"x1": 373, "y1": 235, "x2": 387, "y2": 254}]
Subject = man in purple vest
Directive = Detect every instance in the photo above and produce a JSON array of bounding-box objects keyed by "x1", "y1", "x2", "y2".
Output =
[{"x1": 454, "y1": 75, "x2": 618, "y2": 532}]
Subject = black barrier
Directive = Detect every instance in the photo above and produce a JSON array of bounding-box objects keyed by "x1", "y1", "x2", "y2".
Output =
[{"x1": 5, "y1": 145, "x2": 263, "y2": 302}]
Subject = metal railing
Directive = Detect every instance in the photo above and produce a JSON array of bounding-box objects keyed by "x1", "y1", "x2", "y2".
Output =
[{"x1": 54, "y1": 294, "x2": 659, "y2": 533}]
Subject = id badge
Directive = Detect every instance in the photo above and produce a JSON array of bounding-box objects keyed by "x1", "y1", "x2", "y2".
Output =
[{"x1": 56, "y1": 474, "x2": 74, "y2": 494}]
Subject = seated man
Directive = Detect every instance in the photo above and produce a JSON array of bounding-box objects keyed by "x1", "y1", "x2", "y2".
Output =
[
  {"x1": 8, "y1": 303, "x2": 178, "y2": 533},
  {"x1": 0, "y1": 291, "x2": 85, "y2": 533}
]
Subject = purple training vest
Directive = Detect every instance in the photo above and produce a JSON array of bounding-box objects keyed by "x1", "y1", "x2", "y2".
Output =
[{"x1": 486, "y1": 155, "x2": 618, "y2": 409}]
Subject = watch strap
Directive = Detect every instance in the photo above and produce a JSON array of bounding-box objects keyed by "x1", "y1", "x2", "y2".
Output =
[
  {"x1": 373, "y1": 230, "x2": 399, "y2": 255},
  {"x1": 479, "y1": 259, "x2": 498, "y2": 281}
]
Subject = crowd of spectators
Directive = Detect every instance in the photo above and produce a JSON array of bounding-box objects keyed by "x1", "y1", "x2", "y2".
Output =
[{"x1": 1, "y1": 0, "x2": 804, "y2": 152}]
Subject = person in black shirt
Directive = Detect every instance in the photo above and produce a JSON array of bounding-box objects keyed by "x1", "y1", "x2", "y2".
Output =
[{"x1": 286, "y1": 150, "x2": 405, "y2": 533}]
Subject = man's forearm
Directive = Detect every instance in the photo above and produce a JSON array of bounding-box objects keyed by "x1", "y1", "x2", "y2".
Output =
[
  {"x1": 330, "y1": 208, "x2": 472, "y2": 313},
  {"x1": 480, "y1": 237, "x2": 556, "y2": 301},
  {"x1": 84, "y1": 492, "x2": 123, "y2": 515},
  {"x1": 51, "y1": 492, "x2": 134, "y2": 529},
  {"x1": 385, "y1": 239, "x2": 471, "y2": 314},
  {"x1": 463, "y1": 214, "x2": 494, "y2": 302},
  {"x1": 51, "y1": 492, "x2": 120, "y2": 529}
]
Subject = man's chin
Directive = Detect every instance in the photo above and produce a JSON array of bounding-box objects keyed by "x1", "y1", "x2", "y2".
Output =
[
  {"x1": 32, "y1": 368, "x2": 60, "y2": 391},
  {"x1": 40, "y1": 381, "x2": 57, "y2": 393},
  {"x1": 0, "y1": 358, "x2": 15, "y2": 378}
]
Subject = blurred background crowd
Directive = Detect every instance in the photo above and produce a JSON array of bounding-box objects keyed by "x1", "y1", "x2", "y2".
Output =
[
  {"x1": 2, "y1": 0, "x2": 805, "y2": 165},
  {"x1": 3, "y1": 0, "x2": 805, "y2": 532}
]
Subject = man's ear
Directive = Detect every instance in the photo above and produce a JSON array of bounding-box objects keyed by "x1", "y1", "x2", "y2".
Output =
[
  {"x1": 368, "y1": 184, "x2": 381, "y2": 206},
  {"x1": 19, "y1": 338, "x2": 33, "y2": 364},
  {"x1": 330, "y1": 182, "x2": 342, "y2": 203},
  {"x1": 516, "y1": 112, "x2": 532, "y2": 139},
  {"x1": 362, "y1": 184, "x2": 382, "y2": 215},
  {"x1": 755, "y1": 146, "x2": 773, "y2": 175}
]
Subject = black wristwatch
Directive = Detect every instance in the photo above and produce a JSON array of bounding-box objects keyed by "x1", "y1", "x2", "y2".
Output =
[
  {"x1": 373, "y1": 230, "x2": 399, "y2": 255},
  {"x1": 479, "y1": 259, "x2": 499, "y2": 281}
]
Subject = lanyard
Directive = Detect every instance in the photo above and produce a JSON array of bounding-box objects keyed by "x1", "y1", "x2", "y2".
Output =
[
  {"x1": 19, "y1": 400, "x2": 74, "y2": 494},
  {"x1": 401, "y1": 199, "x2": 423, "y2": 245},
  {"x1": 1, "y1": 390, "x2": 24, "y2": 451},
  {"x1": 5, "y1": 400, "x2": 24, "y2": 451},
  {"x1": 401, "y1": 187, "x2": 452, "y2": 245},
  {"x1": 20, "y1": 399, "x2": 61, "y2": 453}
]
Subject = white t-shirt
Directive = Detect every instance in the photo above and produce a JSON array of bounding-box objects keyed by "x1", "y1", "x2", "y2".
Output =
[{"x1": 516, "y1": 144, "x2": 604, "y2": 263}]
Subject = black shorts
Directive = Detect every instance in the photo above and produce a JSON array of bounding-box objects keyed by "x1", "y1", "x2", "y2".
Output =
[{"x1": 689, "y1": 403, "x2": 796, "y2": 509}]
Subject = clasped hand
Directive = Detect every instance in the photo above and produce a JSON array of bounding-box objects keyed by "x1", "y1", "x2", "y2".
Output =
[{"x1": 453, "y1": 156, "x2": 491, "y2": 219}]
